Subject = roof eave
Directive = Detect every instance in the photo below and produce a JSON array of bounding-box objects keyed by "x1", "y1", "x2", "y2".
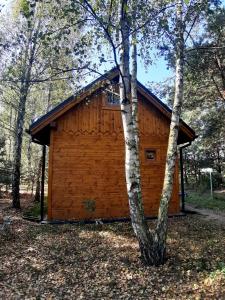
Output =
[
  {"x1": 29, "y1": 68, "x2": 196, "y2": 144},
  {"x1": 30, "y1": 68, "x2": 119, "y2": 136}
]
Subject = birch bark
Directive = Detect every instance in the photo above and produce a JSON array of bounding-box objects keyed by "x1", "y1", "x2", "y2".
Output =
[
  {"x1": 154, "y1": 0, "x2": 185, "y2": 263},
  {"x1": 118, "y1": 0, "x2": 154, "y2": 264}
]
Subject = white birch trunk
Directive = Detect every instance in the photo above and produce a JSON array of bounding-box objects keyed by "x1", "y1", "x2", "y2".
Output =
[
  {"x1": 118, "y1": 0, "x2": 155, "y2": 264},
  {"x1": 154, "y1": 0, "x2": 185, "y2": 263}
]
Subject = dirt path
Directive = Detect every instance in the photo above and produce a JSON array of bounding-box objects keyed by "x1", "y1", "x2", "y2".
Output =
[{"x1": 186, "y1": 204, "x2": 225, "y2": 225}]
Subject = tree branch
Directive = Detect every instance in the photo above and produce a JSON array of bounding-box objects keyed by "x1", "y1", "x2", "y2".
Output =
[
  {"x1": 211, "y1": 75, "x2": 225, "y2": 101},
  {"x1": 186, "y1": 45, "x2": 225, "y2": 52}
]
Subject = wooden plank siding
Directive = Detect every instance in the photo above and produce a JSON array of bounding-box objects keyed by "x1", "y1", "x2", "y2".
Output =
[{"x1": 48, "y1": 91, "x2": 180, "y2": 221}]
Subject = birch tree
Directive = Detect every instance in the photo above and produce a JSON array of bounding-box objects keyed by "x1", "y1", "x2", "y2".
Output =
[
  {"x1": 154, "y1": 0, "x2": 185, "y2": 263},
  {"x1": 62, "y1": 0, "x2": 188, "y2": 265},
  {"x1": 118, "y1": 0, "x2": 155, "y2": 263},
  {"x1": 118, "y1": 0, "x2": 186, "y2": 265},
  {"x1": 151, "y1": 0, "x2": 222, "y2": 263}
]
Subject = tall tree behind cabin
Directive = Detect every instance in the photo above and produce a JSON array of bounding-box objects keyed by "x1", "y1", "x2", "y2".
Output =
[{"x1": 12, "y1": 0, "x2": 40, "y2": 208}]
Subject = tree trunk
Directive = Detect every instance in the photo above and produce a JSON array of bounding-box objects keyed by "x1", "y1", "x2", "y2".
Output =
[
  {"x1": 118, "y1": 0, "x2": 155, "y2": 265},
  {"x1": 216, "y1": 147, "x2": 223, "y2": 186},
  {"x1": 184, "y1": 151, "x2": 189, "y2": 185},
  {"x1": 8, "y1": 106, "x2": 13, "y2": 162},
  {"x1": 193, "y1": 159, "x2": 198, "y2": 187},
  {"x1": 11, "y1": 17, "x2": 39, "y2": 208},
  {"x1": 34, "y1": 157, "x2": 42, "y2": 202},
  {"x1": 12, "y1": 85, "x2": 29, "y2": 209},
  {"x1": 31, "y1": 174, "x2": 35, "y2": 197},
  {"x1": 153, "y1": 0, "x2": 185, "y2": 264}
]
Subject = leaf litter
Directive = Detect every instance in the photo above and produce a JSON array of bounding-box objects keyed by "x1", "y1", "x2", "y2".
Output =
[{"x1": 0, "y1": 203, "x2": 225, "y2": 299}]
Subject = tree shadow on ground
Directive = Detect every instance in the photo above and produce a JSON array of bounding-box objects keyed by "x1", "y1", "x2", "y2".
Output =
[{"x1": 1, "y1": 214, "x2": 225, "y2": 299}]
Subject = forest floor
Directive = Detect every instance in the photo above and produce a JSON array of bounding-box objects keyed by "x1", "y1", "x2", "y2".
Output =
[
  {"x1": 186, "y1": 204, "x2": 225, "y2": 225},
  {"x1": 1, "y1": 195, "x2": 225, "y2": 299}
]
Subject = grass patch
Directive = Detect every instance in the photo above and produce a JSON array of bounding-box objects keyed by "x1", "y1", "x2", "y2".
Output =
[
  {"x1": 23, "y1": 198, "x2": 47, "y2": 220},
  {"x1": 210, "y1": 262, "x2": 225, "y2": 279},
  {"x1": 186, "y1": 191, "x2": 225, "y2": 211}
]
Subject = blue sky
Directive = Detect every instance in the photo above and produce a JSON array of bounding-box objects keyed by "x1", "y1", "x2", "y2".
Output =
[{"x1": 138, "y1": 57, "x2": 172, "y2": 85}]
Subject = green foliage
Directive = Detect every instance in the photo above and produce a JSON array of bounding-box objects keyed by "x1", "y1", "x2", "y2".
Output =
[
  {"x1": 186, "y1": 191, "x2": 225, "y2": 210},
  {"x1": 23, "y1": 197, "x2": 48, "y2": 219},
  {"x1": 179, "y1": 6, "x2": 225, "y2": 190},
  {"x1": 210, "y1": 261, "x2": 225, "y2": 279},
  {"x1": 83, "y1": 199, "x2": 96, "y2": 213},
  {"x1": 20, "y1": 0, "x2": 30, "y2": 18},
  {"x1": 196, "y1": 173, "x2": 223, "y2": 193},
  {"x1": 198, "y1": 176, "x2": 211, "y2": 193},
  {"x1": 12, "y1": 0, "x2": 33, "y2": 19}
]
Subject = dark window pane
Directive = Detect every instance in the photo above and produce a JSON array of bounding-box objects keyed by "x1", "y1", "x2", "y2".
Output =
[
  {"x1": 145, "y1": 150, "x2": 156, "y2": 160},
  {"x1": 107, "y1": 93, "x2": 120, "y2": 105}
]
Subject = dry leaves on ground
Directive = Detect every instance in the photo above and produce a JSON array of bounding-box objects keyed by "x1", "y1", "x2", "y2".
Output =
[{"x1": 0, "y1": 201, "x2": 225, "y2": 299}]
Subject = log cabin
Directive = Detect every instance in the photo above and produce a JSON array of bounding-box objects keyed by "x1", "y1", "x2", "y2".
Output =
[{"x1": 29, "y1": 68, "x2": 196, "y2": 222}]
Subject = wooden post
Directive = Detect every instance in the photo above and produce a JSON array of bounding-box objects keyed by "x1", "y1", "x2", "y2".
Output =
[
  {"x1": 180, "y1": 147, "x2": 185, "y2": 212},
  {"x1": 41, "y1": 145, "x2": 46, "y2": 222}
]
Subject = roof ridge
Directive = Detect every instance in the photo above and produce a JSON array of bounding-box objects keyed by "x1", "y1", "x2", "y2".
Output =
[
  {"x1": 30, "y1": 67, "x2": 119, "y2": 130},
  {"x1": 29, "y1": 67, "x2": 195, "y2": 139}
]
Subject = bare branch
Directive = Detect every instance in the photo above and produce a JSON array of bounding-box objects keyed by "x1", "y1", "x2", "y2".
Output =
[
  {"x1": 186, "y1": 45, "x2": 225, "y2": 52},
  {"x1": 211, "y1": 75, "x2": 225, "y2": 101},
  {"x1": 184, "y1": 14, "x2": 198, "y2": 43}
]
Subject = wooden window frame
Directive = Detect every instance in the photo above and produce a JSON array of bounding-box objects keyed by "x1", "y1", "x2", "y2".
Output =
[
  {"x1": 145, "y1": 149, "x2": 157, "y2": 162},
  {"x1": 102, "y1": 92, "x2": 121, "y2": 111}
]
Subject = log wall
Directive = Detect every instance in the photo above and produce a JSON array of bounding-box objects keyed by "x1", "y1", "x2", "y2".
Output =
[{"x1": 48, "y1": 92, "x2": 180, "y2": 221}]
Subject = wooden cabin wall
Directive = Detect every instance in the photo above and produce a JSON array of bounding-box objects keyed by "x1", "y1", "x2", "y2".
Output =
[{"x1": 48, "y1": 92, "x2": 180, "y2": 221}]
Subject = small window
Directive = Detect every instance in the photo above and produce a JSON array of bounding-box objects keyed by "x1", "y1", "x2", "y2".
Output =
[
  {"x1": 145, "y1": 149, "x2": 156, "y2": 161},
  {"x1": 107, "y1": 92, "x2": 120, "y2": 106}
]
